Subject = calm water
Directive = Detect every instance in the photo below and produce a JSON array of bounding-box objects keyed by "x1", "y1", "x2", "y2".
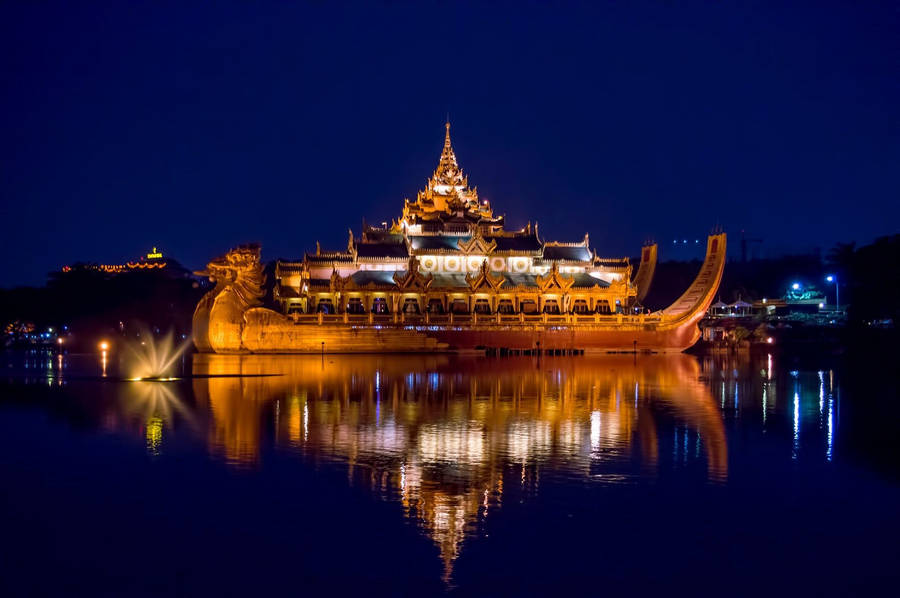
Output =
[{"x1": 1, "y1": 350, "x2": 898, "y2": 596}]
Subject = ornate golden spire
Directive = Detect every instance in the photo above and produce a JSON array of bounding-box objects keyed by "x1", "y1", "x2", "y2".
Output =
[
  {"x1": 436, "y1": 120, "x2": 461, "y2": 182},
  {"x1": 444, "y1": 120, "x2": 452, "y2": 150}
]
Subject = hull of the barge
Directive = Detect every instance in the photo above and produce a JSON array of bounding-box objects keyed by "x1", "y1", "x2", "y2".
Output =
[
  {"x1": 416, "y1": 320, "x2": 703, "y2": 353},
  {"x1": 238, "y1": 316, "x2": 704, "y2": 354}
]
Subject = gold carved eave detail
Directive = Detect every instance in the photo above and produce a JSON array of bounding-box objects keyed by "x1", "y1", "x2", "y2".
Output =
[
  {"x1": 457, "y1": 229, "x2": 497, "y2": 255},
  {"x1": 393, "y1": 257, "x2": 434, "y2": 291},
  {"x1": 329, "y1": 268, "x2": 348, "y2": 292},
  {"x1": 465, "y1": 260, "x2": 505, "y2": 292},
  {"x1": 535, "y1": 262, "x2": 574, "y2": 292}
]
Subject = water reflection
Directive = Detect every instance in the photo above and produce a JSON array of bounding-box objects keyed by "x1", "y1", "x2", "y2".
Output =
[
  {"x1": 192, "y1": 353, "x2": 727, "y2": 580},
  {"x1": 0, "y1": 350, "x2": 854, "y2": 588}
]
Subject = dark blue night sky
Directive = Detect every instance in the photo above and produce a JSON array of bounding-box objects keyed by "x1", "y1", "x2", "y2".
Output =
[{"x1": 2, "y1": 1, "x2": 897, "y2": 286}]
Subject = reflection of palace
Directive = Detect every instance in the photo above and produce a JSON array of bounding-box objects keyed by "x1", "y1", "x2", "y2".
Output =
[{"x1": 192, "y1": 354, "x2": 728, "y2": 579}]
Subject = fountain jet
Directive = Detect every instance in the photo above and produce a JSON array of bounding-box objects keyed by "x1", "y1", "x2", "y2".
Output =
[{"x1": 124, "y1": 330, "x2": 191, "y2": 381}]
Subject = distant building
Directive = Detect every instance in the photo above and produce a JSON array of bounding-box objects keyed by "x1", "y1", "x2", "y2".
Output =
[{"x1": 59, "y1": 247, "x2": 194, "y2": 279}]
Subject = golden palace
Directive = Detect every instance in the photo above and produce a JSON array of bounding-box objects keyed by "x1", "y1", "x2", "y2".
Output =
[{"x1": 193, "y1": 123, "x2": 725, "y2": 354}]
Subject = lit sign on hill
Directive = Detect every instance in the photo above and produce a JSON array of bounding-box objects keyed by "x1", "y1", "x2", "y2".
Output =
[{"x1": 147, "y1": 247, "x2": 163, "y2": 259}]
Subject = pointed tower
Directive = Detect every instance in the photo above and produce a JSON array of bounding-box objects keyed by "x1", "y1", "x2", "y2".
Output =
[
  {"x1": 395, "y1": 121, "x2": 504, "y2": 234},
  {"x1": 435, "y1": 121, "x2": 462, "y2": 185},
  {"x1": 415, "y1": 121, "x2": 488, "y2": 215}
]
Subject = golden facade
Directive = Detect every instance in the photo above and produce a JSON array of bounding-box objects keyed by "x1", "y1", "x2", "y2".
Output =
[{"x1": 276, "y1": 123, "x2": 642, "y2": 318}]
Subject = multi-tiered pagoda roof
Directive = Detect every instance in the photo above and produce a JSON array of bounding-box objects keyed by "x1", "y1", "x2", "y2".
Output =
[{"x1": 301, "y1": 121, "x2": 602, "y2": 271}]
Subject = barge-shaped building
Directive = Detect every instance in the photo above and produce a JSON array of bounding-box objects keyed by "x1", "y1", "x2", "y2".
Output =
[{"x1": 193, "y1": 123, "x2": 725, "y2": 353}]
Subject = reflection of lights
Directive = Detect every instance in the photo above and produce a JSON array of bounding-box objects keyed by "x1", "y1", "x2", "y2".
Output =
[
  {"x1": 302, "y1": 400, "x2": 309, "y2": 443},
  {"x1": 818, "y1": 371, "x2": 825, "y2": 416},
  {"x1": 418, "y1": 422, "x2": 486, "y2": 465},
  {"x1": 767, "y1": 354, "x2": 773, "y2": 381},
  {"x1": 189, "y1": 353, "x2": 732, "y2": 578},
  {"x1": 101, "y1": 351, "x2": 108, "y2": 377},
  {"x1": 506, "y1": 421, "x2": 552, "y2": 463},
  {"x1": 146, "y1": 417, "x2": 163, "y2": 456},
  {"x1": 826, "y1": 398, "x2": 834, "y2": 462},
  {"x1": 124, "y1": 381, "x2": 193, "y2": 441},
  {"x1": 792, "y1": 391, "x2": 800, "y2": 460}
]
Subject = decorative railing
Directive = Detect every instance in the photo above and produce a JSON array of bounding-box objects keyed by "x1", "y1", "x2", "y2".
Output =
[{"x1": 287, "y1": 311, "x2": 663, "y2": 327}]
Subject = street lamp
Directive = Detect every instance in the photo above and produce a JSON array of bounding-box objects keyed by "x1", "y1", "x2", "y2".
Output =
[
  {"x1": 825, "y1": 275, "x2": 839, "y2": 312},
  {"x1": 791, "y1": 282, "x2": 801, "y2": 291}
]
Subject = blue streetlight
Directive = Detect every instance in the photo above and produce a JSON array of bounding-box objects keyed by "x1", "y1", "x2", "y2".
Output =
[{"x1": 825, "y1": 275, "x2": 839, "y2": 312}]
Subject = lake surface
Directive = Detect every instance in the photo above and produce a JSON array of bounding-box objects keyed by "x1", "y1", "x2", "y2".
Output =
[{"x1": 1, "y1": 349, "x2": 898, "y2": 596}]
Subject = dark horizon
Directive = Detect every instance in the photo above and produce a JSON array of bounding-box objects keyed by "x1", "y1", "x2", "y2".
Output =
[{"x1": 2, "y1": 2, "x2": 898, "y2": 287}]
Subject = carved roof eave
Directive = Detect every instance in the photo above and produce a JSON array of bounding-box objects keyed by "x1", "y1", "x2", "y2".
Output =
[
  {"x1": 392, "y1": 257, "x2": 434, "y2": 291},
  {"x1": 543, "y1": 240, "x2": 590, "y2": 248},
  {"x1": 457, "y1": 235, "x2": 497, "y2": 255},
  {"x1": 309, "y1": 282, "x2": 633, "y2": 295},
  {"x1": 409, "y1": 248, "x2": 541, "y2": 256},
  {"x1": 535, "y1": 262, "x2": 575, "y2": 292},
  {"x1": 464, "y1": 260, "x2": 506, "y2": 291},
  {"x1": 275, "y1": 262, "x2": 306, "y2": 274},
  {"x1": 354, "y1": 256, "x2": 410, "y2": 262},
  {"x1": 534, "y1": 258, "x2": 593, "y2": 264},
  {"x1": 305, "y1": 251, "x2": 354, "y2": 264},
  {"x1": 309, "y1": 281, "x2": 396, "y2": 291}
]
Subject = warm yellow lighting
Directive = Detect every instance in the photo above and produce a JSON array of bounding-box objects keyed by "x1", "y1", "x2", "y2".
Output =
[
  {"x1": 99, "y1": 341, "x2": 110, "y2": 351},
  {"x1": 766, "y1": 337, "x2": 774, "y2": 344},
  {"x1": 57, "y1": 338, "x2": 63, "y2": 345},
  {"x1": 147, "y1": 247, "x2": 163, "y2": 259},
  {"x1": 146, "y1": 417, "x2": 163, "y2": 455}
]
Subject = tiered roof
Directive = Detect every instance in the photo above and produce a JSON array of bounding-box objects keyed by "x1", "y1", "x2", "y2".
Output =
[
  {"x1": 300, "y1": 123, "x2": 608, "y2": 267},
  {"x1": 400, "y1": 122, "x2": 497, "y2": 226}
]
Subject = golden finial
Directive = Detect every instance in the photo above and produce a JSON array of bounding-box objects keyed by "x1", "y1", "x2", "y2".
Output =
[{"x1": 444, "y1": 118, "x2": 452, "y2": 149}]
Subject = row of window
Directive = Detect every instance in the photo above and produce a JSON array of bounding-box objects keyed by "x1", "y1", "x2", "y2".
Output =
[{"x1": 298, "y1": 297, "x2": 620, "y2": 315}]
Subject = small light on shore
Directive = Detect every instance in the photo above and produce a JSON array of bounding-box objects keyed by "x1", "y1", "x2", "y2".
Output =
[
  {"x1": 766, "y1": 337, "x2": 774, "y2": 344},
  {"x1": 99, "y1": 341, "x2": 110, "y2": 351}
]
